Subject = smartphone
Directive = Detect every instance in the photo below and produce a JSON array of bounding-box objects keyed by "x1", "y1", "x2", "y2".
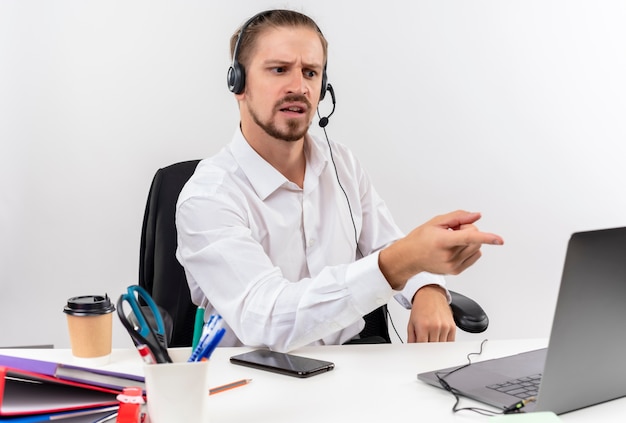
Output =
[{"x1": 230, "y1": 349, "x2": 335, "y2": 378}]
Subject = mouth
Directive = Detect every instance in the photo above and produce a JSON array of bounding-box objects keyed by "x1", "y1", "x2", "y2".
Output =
[{"x1": 279, "y1": 103, "x2": 307, "y2": 115}]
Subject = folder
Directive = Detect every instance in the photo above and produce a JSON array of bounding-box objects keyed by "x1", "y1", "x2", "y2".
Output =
[
  {"x1": 0, "y1": 354, "x2": 143, "y2": 417},
  {"x1": 0, "y1": 365, "x2": 120, "y2": 417},
  {"x1": 0, "y1": 354, "x2": 144, "y2": 392},
  {"x1": 0, "y1": 405, "x2": 118, "y2": 422}
]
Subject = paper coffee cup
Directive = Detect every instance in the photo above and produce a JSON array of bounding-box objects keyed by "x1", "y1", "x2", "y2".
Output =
[{"x1": 64, "y1": 294, "x2": 115, "y2": 365}]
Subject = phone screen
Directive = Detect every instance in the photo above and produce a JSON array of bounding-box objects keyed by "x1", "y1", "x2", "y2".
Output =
[{"x1": 230, "y1": 349, "x2": 335, "y2": 378}]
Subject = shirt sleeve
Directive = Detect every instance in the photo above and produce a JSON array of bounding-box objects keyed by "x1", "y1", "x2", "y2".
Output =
[
  {"x1": 337, "y1": 143, "x2": 450, "y2": 310},
  {"x1": 394, "y1": 272, "x2": 450, "y2": 309},
  {"x1": 176, "y1": 187, "x2": 394, "y2": 353}
]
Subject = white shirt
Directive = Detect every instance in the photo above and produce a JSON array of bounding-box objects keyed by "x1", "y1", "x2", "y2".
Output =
[{"x1": 175, "y1": 128, "x2": 446, "y2": 352}]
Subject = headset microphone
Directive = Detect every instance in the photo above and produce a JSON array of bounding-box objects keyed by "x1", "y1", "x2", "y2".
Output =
[{"x1": 318, "y1": 83, "x2": 336, "y2": 128}]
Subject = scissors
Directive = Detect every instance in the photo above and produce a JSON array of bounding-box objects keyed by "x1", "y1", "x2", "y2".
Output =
[{"x1": 117, "y1": 285, "x2": 172, "y2": 363}]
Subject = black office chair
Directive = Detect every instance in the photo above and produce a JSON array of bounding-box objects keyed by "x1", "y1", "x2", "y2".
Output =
[{"x1": 139, "y1": 160, "x2": 489, "y2": 347}]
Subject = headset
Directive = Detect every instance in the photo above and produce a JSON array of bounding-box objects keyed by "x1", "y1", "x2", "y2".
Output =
[
  {"x1": 226, "y1": 10, "x2": 328, "y2": 101},
  {"x1": 318, "y1": 83, "x2": 335, "y2": 128}
]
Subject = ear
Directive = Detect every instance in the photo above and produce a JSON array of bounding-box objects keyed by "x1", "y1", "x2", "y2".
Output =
[{"x1": 234, "y1": 90, "x2": 246, "y2": 101}]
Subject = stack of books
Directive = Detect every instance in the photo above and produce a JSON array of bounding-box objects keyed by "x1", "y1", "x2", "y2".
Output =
[{"x1": 0, "y1": 354, "x2": 144, "y2": 422}]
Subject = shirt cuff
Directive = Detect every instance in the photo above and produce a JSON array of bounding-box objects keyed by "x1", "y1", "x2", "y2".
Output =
[
  {"x1": 393, "y1": 272, "x2": 450, "y2": 309},
  {"x1": 345, "y1": 251, "x2": 393, "y2": 315}
]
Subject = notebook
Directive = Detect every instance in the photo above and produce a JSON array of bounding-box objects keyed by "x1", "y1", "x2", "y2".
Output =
[{"x1": 418, "y1": 226, "x2": 626, "y2": 415}]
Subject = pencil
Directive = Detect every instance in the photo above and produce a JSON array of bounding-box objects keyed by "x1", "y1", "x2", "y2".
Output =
[{"x1": 209, "y1": 378, "x2": 252, "y2": 395}]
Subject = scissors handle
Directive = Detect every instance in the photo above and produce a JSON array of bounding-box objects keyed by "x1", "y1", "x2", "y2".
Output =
[
  {"x1": 127, "y1": 286, "x2": 167, "y2": 339},
  {"x1": 117, "y1": 286, "x2": 172, "y2": 363}
]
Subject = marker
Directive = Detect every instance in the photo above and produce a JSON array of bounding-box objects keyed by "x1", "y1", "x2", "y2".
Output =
[
  {"x1": 192, "y1": 299, "x2": 209, "y2": 350},
  {"x1": 209, "y1": 378, "x2": 252, "y2": 395}
]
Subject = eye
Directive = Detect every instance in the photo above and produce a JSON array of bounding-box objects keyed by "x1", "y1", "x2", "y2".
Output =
[
  {"x1": 273, "y1": 67, "x2": 286, "y2": 74},
  {"x1": 304, "y1": 70, "x2": 316, "y2": 78}
]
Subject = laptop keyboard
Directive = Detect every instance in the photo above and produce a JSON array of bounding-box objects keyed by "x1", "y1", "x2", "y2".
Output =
[{"x1": 486, "y1": 374, "x2": 542, "y2": 399}]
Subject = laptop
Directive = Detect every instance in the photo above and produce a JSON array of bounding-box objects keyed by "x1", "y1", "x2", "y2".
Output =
[{"x1": 418, "y1": 226, "x2": 626, "y2": 415}]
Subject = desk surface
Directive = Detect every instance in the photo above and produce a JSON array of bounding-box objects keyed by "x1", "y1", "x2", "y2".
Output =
[{"x1": 3, "y1": 338, "x2": 625, "y2": 422}]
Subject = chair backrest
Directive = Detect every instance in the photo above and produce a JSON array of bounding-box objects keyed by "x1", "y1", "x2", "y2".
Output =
[
  {"x1": 358, "y1": 305, "x2": 391, "y2": 343},
  {"x1": 139, "y1": 160, "x2": 200, "y2": 347},
  {"x1": 139, "y1": 160, "x2": 391, "y2": 347}
]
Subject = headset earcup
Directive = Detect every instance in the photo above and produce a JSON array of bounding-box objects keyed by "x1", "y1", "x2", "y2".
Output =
[
  {"x1": 227, "y1": 63, "x2": 246, "y2": 94},
  {"x1": 320, "y1": 69, "x2": 328, "y2": 100}
]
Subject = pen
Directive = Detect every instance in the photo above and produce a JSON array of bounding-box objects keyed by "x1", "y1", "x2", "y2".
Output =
[
  {"x1": 196, "y1": 327, "x2": 226, "y2": 361},
  {"x1": 204, "y1": 314, "x2": 221, "y2": 337},
  {"x1": 192, "y1": 299, "x2": 209, "y2": 350},
  {"x1": 209, "y1": 378, "x2": 252, "y2": 395},
  {"x1": 188, "y1": 315, "x2": 224, "y2": 362}
]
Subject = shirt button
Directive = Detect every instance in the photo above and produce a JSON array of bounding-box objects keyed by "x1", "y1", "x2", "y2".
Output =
[
  {"x1": 307, "y1": 239, "x2": 316, "y2": 247},
  {"x1": 376, "y1": 298, "x2": 385, "y2": 305}
]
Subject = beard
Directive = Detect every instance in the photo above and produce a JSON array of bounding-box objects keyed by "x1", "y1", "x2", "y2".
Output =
[{"x1": 247, "y1": 94, "x2": 312, "y2": 142}]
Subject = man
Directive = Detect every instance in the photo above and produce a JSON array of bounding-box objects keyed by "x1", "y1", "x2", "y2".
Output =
[{"x1": 175, "y1": 9, "x2": 503, "y2": 352}]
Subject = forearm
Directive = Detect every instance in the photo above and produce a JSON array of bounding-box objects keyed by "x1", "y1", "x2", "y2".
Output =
[
  {"x1": 378, "y1": 237, "x2": 421, "y2": 290},
  {"x1": 179, "y1": 229, "x2": 393, "y2": 352}
]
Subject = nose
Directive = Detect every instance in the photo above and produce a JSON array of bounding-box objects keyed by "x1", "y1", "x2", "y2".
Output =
[{"x1": 285, "y1": 69, "x2": 308, "y2": 95}]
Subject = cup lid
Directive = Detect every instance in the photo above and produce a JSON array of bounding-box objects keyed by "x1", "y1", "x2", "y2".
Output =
[{"x1": 64, "y1": 294, "x2": 115, "y2": 316}]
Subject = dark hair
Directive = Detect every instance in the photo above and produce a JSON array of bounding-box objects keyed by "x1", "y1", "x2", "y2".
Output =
[{"x1": 229, "y1": 9, "x2": 328, "y2": 70}]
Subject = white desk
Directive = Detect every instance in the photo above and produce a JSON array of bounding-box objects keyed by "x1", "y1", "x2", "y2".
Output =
[{"x1": 4, "y1": 339, "x2": 625, "y2": 422}]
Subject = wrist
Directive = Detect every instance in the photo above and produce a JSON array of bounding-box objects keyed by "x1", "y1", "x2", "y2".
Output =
[
  {"x1": 411, "y1": 284, "x2": 448, "y2": 305},
  {"x1": 379, "y1": 241, "x2": 423, "y2": 290}
]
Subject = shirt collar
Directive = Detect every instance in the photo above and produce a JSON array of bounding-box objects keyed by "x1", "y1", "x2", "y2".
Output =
[{"x1": 228, "y1": 127, "x2": 329, "y2": 200}]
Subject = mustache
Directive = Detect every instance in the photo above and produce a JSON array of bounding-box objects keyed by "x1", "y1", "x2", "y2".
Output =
[{"x1": 275, "y1": 94, "x2": 312, "y2": 110}]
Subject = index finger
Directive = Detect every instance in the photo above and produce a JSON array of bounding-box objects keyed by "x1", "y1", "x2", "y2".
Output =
[{"x1": 446, "y1": 229, "x2": 504, "y2": 247}]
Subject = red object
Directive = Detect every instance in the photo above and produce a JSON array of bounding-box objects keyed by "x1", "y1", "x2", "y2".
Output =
[
  {"x1": 116, "y1": 387, "x2": 144, "y2": 423},
  {"x1": 137, "y1": 345, "x2": 156, "y2": 365}
]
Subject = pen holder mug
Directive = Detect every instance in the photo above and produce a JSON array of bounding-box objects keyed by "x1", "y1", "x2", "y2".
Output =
[
  {"x1": 143, "y1": 349, "x2": 211, "y2": 423},
  {"x1": 63, "y1": 294, "x2": 115, "y2": 366}
]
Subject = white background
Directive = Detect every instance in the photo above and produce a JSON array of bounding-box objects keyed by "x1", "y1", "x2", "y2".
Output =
[{"x1": 1, "y1": 0, "x2": 625, "y2": 349}]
